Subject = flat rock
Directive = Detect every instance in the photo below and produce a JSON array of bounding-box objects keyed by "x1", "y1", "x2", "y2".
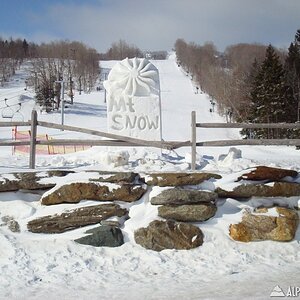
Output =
[
  {"x1": 237, "y1": 166, "x2": 298, "y2": 182},
  {"x1": 151, "y1": 188, "x2": 217, "y2": 205},
  {"x1": 88, "y1": 171, "x2": 139, "y2": 184},
  {"x1": 143, "y1": 172, "x2": 221, "y2": 187},
  {"x1": 134, "y1": 220, "x2": 204, "y2": 251},
  {"x1": 158, "y1": 203, "x2": 217, "y2": 222},
  {"x1": 229, "y1": 207, "x2": 299, "y2": 242},
  {"x1": 74, "y1": 225, "x2": 124, "y2": 247},
  {"x1": 27, "y1": 203, "x2": 128, "y2": 233},
  {"x1": 216, "y1": 182, "x2": 300, "y2": 199},
  {"x1": 0, "y1": 170, "x2": 73, "y2": 192},
  {"x1": 41, "y1": 182, "x2": 147, "y2": 205}
]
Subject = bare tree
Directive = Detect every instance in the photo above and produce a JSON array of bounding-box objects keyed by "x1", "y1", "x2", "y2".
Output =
[{"x1": 28, "y1": 40, "x2": 100, "y2": 111}]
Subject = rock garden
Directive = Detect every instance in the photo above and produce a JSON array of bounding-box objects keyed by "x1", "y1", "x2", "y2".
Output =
[{"x1": 0, "y1": 166, "x2": 299, "y2": 251}]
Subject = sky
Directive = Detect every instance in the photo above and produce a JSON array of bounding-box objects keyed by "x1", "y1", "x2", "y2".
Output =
[{"x1": 0, "y1": 0, "x2": 299, "y2": 53}]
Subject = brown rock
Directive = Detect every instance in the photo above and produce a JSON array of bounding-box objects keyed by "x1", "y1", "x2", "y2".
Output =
[
  {"x1": 151, "y1": 188, "x2": 217, "y2": 205},
  {"x1": 0, "y1": 171, "x2": 139, "y2": 193},
  {"x1": 143, "y1": 172, "x2": 221, "y2": 187},
  {"x1": 134, "y1": 220, "x2": 204, "y2": 251},
  {"x1": 0, "y1": 170, "x2": 74, "y2": 192},
  {"x1": 158, "y1": 203, "x2": 217, "y2": 222},
  {"x1": 237, "y1": 166, "x2": 298, "y2": 182},
  {"x1": 229, "y1": 207, "x2": 299, "y2": 242},
  {"x1": 27, "y1": 203, "x2": 128, "y2": 233},
  {"x1": 88, "y1": 171, "x2": 139, "y2": 184},
  {"x1": 216, "y1": 182, "x2": 300, "y2": 199},
  {"x1": 41, "y1": 182, "x2": 147, "y2": 205}
]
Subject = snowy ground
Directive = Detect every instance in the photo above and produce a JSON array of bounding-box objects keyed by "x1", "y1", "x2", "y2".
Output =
[{"x1": 0, "y1": 54, "x2": 299, "y2": 300}]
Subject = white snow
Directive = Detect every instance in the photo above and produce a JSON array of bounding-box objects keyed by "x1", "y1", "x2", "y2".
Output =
[{"x1": 0, "y1": 53, "x2": 299, "y2": 300}]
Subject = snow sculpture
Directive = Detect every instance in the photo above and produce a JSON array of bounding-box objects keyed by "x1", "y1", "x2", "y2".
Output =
[{"x1": 104, "y1": 57, "x2": 162, "y2": 141}]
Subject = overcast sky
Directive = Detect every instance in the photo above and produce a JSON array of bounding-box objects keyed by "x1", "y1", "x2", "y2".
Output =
[{"x1": 0, "y1": 0, "x2": 299, "y2": 52}]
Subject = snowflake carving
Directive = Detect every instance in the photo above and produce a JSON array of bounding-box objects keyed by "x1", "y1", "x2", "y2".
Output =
[{"x1": 105, "y1": 58, "x2": 159, "y2": 97}]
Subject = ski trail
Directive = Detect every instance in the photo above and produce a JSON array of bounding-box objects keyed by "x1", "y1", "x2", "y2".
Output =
[{"x1": 153, "y1": 53, "x2": 240, "y2": 142}]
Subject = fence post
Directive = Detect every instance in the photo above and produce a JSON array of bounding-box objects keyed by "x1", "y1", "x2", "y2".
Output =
[
  {"x1": 191, "y1": 111, "x2": 196, "y2": 171},
  {"x1": 29, "y1": 110, "x2": 37, "y2": 169}
]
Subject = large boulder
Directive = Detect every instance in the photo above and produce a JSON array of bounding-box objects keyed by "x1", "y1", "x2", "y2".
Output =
[
  {"x1": 27, "y1": 203, "x2": 128, "y2": 233},
  {"x1": 74, "y1": 225, "x2": 124, "y2": 247},
  {"x1": 41, "y1": 182, "x2": 147, "y2": 205},
  {"x1": 143, "y1": 172, "x2": 221, "y2": 187},
  {"x1": 216, "y1": 182, "x2": 300, "y2": 199},
  {"x1": 158, "y1": 203, "x2": 217, "y2": 222},
  {"x1": 150, "y1": 188, "x2": 217, "y2": 205},
  {"x1": 237, "y1": 166, "x2": 298, "y2": 182},
  {"x1": 134, "y1": 220, "x2": 204, "y2": 251},
  {"x1": 229, "y1": 207, "x2": 299, "y2": 242}
]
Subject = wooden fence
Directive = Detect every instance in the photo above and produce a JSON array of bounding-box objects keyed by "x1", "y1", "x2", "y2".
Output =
[
  {"x1": 191, "y1": 111, "x2": 300, "y2": 170},
  {"x1": 2, "y1": 110, "x2": 300, "y2": 170},
  {"x1": 0, "y1": 110, "x2": 190, "y2": 169}
]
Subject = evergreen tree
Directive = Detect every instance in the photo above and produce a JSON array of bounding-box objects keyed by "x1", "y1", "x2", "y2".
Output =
[
  {"x1": 247, "y1": 45, "x2": 294, "y2": 138},
  {"x1": 22, "y1": 39, "x2": 29, "y2": 57},
  {"x1": 284, "y1": 30, "x2": 300, "y2": 122},
  {"x1": 295, "y1": 29, "x2": 300, "y2": 45}
]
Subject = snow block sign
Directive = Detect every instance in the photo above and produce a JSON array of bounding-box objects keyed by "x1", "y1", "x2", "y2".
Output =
[{"x1": 104, "y1": 57, "x2": 162, "y2": 141}]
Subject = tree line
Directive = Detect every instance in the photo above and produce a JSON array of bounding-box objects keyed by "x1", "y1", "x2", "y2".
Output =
[
  {"x1": 99, "y1": 39, "x2": 168, "y2": 60},
  {"x1": 175, "y1": 30, "x2": 300, "y2": 138},
  {"x1": 0, "y1": 37, "x2": 31, "y2": 85},
  {"x1": 30, "y1": 40, "x2": 100, "y2": 111}
]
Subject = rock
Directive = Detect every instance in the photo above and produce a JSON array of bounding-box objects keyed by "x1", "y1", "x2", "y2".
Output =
[
  {"x1": 143, "y1": 172, "x2": 221, "y2": 187},
  {"x1": 158, "y1": 203, "x2": 217, "y2": 222},
  {"x1": 229, "y1": 207, "x2": 299, "y2": 242},
  {"x1": 74, "y1": 225, "x2": 124, "y2": 247},
  {"x1": 151, "y1": 188, "x2": 217, "y2": 205},
  {"x1": 237, "y1": 166, "x2": 298, "y2": 182},
  {"x1": 134, "y1": 220, "x2": 204, "y2": 251},
  {"x1": 100, "y1": 220, "x2": 120, "y2": 227},
  {"x1": 0, "y1": 171, "x2": 140, "y2": 193},
  {"x1": 0, "y1": 170, "x2": 74, "y2": 192},
  {"x1": 88, "y1": 171, "x2": 139, "y2": 184},
  {"x1": 1, "y1": 216, "x2": 20, "y2": 233},
  {"x1": 0, "y1": 176, "x2": 20, "y2": 192},
  {"x1": 7, "y1": 219, "x2": 20, "y2": 233},
  {"x1": 41, "y1": 182, "x2": 147, "y2": 205},
  {"x1": 27, "y1": 203, "x2": 128, "y2": 233},
  {"x1": 216, "y1": 182, "x2": 300, "y2": 199}
]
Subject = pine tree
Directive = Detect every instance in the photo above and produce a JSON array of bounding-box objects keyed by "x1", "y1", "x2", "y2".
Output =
[
  {"x1": 284, "y1": 30, "x2": 300, "y2": 122},
  {"x1": 295, "y1": 29, "x2": 300, "y2": 45},
  {"x1": 247, "y1": 45, "x2": 294, "y2": 138}
]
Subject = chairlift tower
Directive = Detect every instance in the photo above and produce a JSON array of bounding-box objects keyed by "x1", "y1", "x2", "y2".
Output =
[{"x1": 55, "y1": 80, "x2": 65, "y2": 130}]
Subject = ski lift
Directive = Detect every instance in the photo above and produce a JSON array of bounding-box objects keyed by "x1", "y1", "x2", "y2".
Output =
[
  {"x1": 1, "y1": 99, "x2": 14, "y2": 119},
  {"x1": 11, "y1": 104, "x2": 24, "y2": 122}
]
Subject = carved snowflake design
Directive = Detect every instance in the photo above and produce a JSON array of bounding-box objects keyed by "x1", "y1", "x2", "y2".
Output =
[{"x1": 106, "y1": 57, "x2": 159, "y2": 97}]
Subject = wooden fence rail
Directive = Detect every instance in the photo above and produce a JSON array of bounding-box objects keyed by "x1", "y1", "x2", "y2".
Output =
[
  {"x1": 3, "y1": 110, "x2": 297, "y2": 171},
  {"x1": 191, "y1": 111, "x2": 300, "y2": 170},
  {"x1": 0, "y1": 110, "x2": 189, "y2": 169}
]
